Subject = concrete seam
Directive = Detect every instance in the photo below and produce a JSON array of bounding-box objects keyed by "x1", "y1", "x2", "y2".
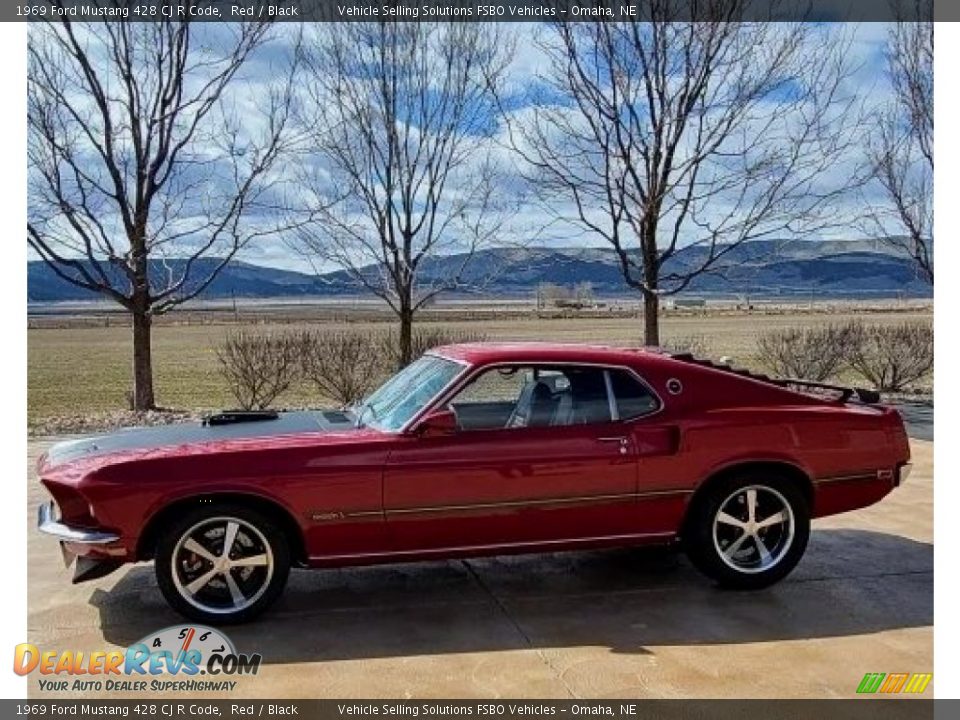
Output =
[{"x1": 460, "y1": 560, "x2": 579, "y2": 699}]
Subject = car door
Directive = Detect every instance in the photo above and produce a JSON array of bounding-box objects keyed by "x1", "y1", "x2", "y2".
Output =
[
  {"x1": 608, "y1": 370, "x2": 686, "y2": 535},
  {"x1": 382, "y1": 364, "x2": 643, "y2": 552}
]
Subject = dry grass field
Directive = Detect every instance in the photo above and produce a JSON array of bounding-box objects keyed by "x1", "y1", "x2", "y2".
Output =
[{"x1": 27, "y1": 301, "x2": 932, "y2": 430}]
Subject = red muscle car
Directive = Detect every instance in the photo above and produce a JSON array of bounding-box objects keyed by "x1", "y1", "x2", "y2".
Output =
[{"x1": 37, "y1": 343, "x2": 911, "y2": 623}]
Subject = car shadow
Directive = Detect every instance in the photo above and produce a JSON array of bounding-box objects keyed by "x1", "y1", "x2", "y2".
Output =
[{"x1": 93, "y1": 528, "x2": 932, "y2": 664}]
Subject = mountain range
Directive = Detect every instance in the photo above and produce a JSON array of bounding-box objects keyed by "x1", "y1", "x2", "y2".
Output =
[{"x1": 27, "y1": 239, "x2": 932, "y2": 304}]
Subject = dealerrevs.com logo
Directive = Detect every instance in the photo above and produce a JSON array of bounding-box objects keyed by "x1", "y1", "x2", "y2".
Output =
[
  {"x1": 857, "y1": 672, "x2": 933, "y2": 694},
  {"x1": 14, "y1": 625, "x2": 261, "y2": 693}
]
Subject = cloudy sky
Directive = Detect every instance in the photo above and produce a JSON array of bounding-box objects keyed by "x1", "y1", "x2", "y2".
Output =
[
  {"x1": 28, "y1": 21, "x2": 896, "y2": 275},
  {"x1": 246, "y1": 22, "x2": 894, "y2": 273}
]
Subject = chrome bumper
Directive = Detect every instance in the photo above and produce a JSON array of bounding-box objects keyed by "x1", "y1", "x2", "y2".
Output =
[
  {"x1": 898, "y1": 462, "x2": 913, "y2": 486},
  {"x1": 37, "y1": 502, "x2": 119, "y2": 544}
]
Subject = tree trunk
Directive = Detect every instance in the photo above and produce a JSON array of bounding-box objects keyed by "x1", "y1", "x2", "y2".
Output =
[
  {"x1": 638, "y1": 218, "x2": 661, "y2": 347},
  {"x1": 131, "y1": 310, "x2": 156, "y2": 410},
  {"x1": 642, "y1": 288, "x2": 660, "y2": 347},
  {"x1": 398, "y1": 307, "x2": 414, "y2": 369}
]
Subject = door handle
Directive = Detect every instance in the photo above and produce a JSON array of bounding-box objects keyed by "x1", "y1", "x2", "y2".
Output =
[{"x1": 597, "y1": 436, "x2": 630, "y2": 454}]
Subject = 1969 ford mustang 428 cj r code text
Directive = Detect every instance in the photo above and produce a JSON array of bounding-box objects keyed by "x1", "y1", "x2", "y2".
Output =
[{"x1": 37, "y1": 343, "x2": 911, "y2": 623}]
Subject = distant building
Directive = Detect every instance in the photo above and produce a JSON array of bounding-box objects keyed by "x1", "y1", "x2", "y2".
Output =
[{"x1": 665, "y1": 298, "x2": 707, "y2": 309}]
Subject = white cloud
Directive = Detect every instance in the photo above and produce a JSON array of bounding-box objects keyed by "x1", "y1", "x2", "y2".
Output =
[{"x1": 29, "y1": 21, "x2": 899, "y2": 276}]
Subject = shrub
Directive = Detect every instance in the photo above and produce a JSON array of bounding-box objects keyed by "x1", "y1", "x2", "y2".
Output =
[
  {"x1": 378, "y1": 327, "x2": 488, "y2": 369},
  {"x1": 756, "y1": 324, "x2": 858, "y2": 381},
  {"x1": 846, "y1": 321, "x2": 933, "y2": 391},
  {"x1": 661, "y1": 334, "x2": 710, "y2": 357},
  {"x1": 300, "y1": 331, "x2": 384, "y2": 407},
  {"x1": 216, "y1": 330, "x2": 304, "y2": 410}
]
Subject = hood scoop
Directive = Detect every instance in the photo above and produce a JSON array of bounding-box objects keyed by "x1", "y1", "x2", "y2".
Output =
[
  {"x1": 322, "y1": 410, "x2": 353, "y2": 423},
  {"x1": 203, "y1": 410, "x2": 280, "y2": 427}
]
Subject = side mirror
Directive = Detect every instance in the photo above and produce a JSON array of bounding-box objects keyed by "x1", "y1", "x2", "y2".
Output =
[{"x1": 416, "y1": 408, "x2": 458, "y2": 437}]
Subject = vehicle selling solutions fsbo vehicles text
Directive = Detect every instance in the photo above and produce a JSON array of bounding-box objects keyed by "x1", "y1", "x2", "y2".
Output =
[{"x1": 333, "y1": 5, "x2": 634, "y2": 19}]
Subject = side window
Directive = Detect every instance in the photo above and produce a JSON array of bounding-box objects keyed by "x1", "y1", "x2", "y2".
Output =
[
  {"x1": 448, "y1": 365, "x2": 617, "y2": 430},
  {"x1": 561, "y1": 367, "x2": 611, "y2": 425},
  {"x1": 609, "y1": 370, "x2": 660, "y2": 420},
  {"x1": 449, "y1": 366, "x2": 528, "y2": 431},
  {"x1": 453, "y1": 367, "x2": 527, "y2": 406}
]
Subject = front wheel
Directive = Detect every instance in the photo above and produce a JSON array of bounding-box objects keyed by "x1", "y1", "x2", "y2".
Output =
[
  {"x1": 155, "y1": 505, "x2": 290, "y2": 624},
  {"x1": 685, "y1": 472, "x2": 810, "y2": 589}
]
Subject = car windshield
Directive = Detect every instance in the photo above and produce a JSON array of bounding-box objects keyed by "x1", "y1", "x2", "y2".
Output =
[{"x1": 355, "y1": 354, "x2": 464, "y2": 432}]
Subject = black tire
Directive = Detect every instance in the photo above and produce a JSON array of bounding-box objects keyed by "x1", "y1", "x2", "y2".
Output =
[
  {"x1": 684, "y1": 470, "x2": 810, "y2": 590},
  {"x1": 155, "y1": 504, "x2": 290, "y2": 624}
]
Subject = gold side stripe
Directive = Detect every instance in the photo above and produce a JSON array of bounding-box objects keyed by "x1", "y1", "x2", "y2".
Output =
[
  {"x1": 352, "y1": 489, "x2": 692, "y2": 519},
  {"x1": 814, "y1": 472, "x2": 878, "y2": 485}
]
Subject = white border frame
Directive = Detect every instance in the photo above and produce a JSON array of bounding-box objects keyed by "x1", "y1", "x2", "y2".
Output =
[{"x1": 0, "y1": 21, "x2": 28, "y2": 700}]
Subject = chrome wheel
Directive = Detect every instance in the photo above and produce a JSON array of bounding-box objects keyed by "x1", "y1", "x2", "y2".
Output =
[
  {"x1": 171, "y1": 516, "x2": 274, "y2": 615},
  {"x1": 712, "y1": 485, "x2": 795, "y2": 574}
]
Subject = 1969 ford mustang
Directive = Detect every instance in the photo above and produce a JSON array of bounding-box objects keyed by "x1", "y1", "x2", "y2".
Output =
[{"x1": 37, "y1": 343, "x2": 911, "y2": 623}]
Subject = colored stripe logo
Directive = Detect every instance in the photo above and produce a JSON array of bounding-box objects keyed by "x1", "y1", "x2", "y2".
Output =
[{"x1": 857, "y1": 672, "x2": 932, "y2": 694}]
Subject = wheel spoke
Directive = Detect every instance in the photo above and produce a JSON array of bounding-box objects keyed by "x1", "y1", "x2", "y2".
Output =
[
  {"x1": 173, "y1": 516, "x2": 274, "y2": 614},
  {"x1": 745, "y1": 489, "x2": 757, "y2": 523},
  {"x1": 755, "y1": 535, "x2": 773, "y2": 565},
  {"x1": 716, "y1": 511, "x2": 746, "y2": 529},
  {"x1": 223, "y1": 571, "x2": 246, "y2": 608},
  {"x1": 185, "y1": 568, "x2": 218, "y2": 595},
  {"x1": 714, "y1": 486, "x2": 795, "y2": 573},
  {"x1": 229, "y1": 553, "x2": 269, "y2": 568},
  {"x1": 183, "y1": 538, "x2": 217, "y2": 563},
  {"x1": 723, "y1": 531, "x2": 750, "y2": 559},
  {"x1": 757, "y1": 510, "x2": 788, "y2": 529},
  {"x1": 222, "y1": 521, "x2": 239, "y2": 558}
]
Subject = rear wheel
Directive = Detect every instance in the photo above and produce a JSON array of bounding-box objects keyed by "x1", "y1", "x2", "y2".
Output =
[
  {"x1": 685, "y1": 471, "x2": 809, "y2": 589},
  {"x1": 155, "y1": 504, "x2": 290, "y2": 624}
]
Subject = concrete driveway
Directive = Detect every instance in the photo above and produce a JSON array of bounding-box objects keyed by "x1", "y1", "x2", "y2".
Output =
[{"x1": 26, "y1": 438, "x2": 932, "y2": 699}]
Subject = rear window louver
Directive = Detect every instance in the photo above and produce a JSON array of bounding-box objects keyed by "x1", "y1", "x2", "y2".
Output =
[{"x1": 668, "y1": 353, "x2": 880, "y2": 404}]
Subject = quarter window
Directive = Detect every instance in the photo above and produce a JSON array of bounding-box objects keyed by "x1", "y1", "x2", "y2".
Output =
[{"x1": 609, "y1": 369, "x2": 660, "y2": 420}]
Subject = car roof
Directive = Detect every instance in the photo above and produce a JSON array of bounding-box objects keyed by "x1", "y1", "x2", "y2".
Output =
[{"x1": 429, "y1": 342, "x2": 668, "y2": 368}]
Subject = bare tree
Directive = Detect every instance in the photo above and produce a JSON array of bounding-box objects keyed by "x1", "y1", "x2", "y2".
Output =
[
  {"x1": 375, "y1": 327, "x2": 489, "y2": 370},
  {"x1": 28, "y1": 16, "x2": 296, "y2": 409},
  {"x1": 291, "y1": 22, "x2": 514, "y2": 367},
  {"x1": 507, "y1": 8, "x2": 861, "y2": 345},
  {"x1": 864, "y1": 2, "x2": 933, "y2": 282}
]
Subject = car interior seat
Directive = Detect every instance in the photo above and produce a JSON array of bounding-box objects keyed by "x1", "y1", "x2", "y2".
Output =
[
  {"x1": 507, "y1": 380, "x2": 558, "y2": 428},
  {"x1": 570, "y1": 372, "x2": 611, "y2": 424}
]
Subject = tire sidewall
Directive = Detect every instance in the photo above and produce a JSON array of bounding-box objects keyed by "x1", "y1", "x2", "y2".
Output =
[
  {"x1": 686, "y1": 470, "x2": 810, "y2": 590},
  {"x1": 155, "y1": 504, "x2": 290, "y2": 624}
]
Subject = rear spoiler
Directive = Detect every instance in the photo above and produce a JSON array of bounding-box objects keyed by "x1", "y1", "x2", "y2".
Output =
[{"x1": 667, "y1": 353, "x2": 881, "y2": 404}]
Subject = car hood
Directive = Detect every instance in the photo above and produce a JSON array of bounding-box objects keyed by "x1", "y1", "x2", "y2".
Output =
[{"x1": 42, "y1": 409, "x2": 359, "y2": 469}]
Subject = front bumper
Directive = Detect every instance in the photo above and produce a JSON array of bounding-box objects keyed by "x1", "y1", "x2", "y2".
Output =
[
  {"x1": 898, "y1": 462, "x2": 913, "y2": 486},
  {"x1": 37, "y1": 502, "x2": 123, "y2": 583},
  {"x1": 37, "y1": 501, "x2": 120, "y2": 544}
]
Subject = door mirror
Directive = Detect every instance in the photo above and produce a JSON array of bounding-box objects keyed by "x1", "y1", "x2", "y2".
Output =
[{"x1": 416, "y1": 408, "x2": 458, "y2": 437}]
